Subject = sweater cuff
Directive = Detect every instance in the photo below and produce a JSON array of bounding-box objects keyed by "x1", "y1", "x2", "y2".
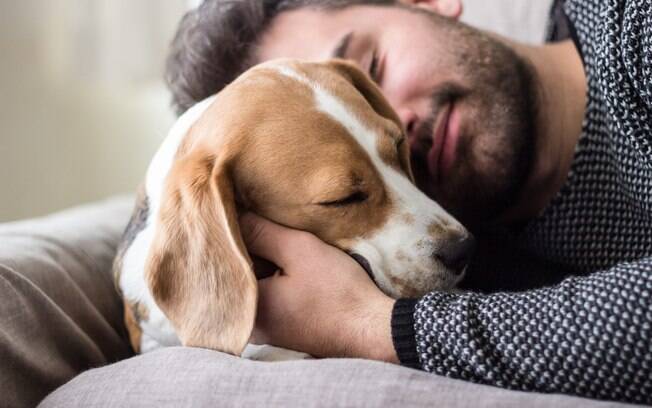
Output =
[{"x1": 391, "y1": 298, "x2": 420, "y2": 368}]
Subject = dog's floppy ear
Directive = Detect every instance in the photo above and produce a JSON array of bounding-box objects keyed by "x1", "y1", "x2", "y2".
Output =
[
  {"x1": 328, "y1": 58, "x2": 415, "y2": 182},
  {"x1": 329, "y1": 58, "x2": 402, "y2": 127},
  {"x1": 145, "y1": 147, "x2": 256, "y2": 355}
]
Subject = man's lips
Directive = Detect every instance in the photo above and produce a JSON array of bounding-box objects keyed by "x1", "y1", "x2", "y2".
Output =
[
  {"x1": 410, "y1": 102, "x2": 459, "y2": 186},
  {"x1": 432, "y1": 102, "x2": 461, "y2": 185},
  {"x1": 428, "y1": 103, "x2": 452, "y2": 183}
]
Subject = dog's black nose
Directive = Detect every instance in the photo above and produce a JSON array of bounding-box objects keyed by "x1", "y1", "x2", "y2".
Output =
[{"x1": 435, "y1": 234, "x2": 476, "y2": 275}]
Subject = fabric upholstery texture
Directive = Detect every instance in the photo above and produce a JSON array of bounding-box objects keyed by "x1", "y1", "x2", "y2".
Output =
[
  {"x1": 39, "y1": 347, "x2": 638, "y2": 408},
  {"x1": 0, "y1": 196, "x2": 135, "y2": 408}
]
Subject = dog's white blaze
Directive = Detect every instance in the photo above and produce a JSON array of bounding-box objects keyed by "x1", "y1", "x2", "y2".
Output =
[
  {"x1": 275, "y1": 64, "x2": 464, "y2": 296},
  {"x1": 120, "y1": 96, "x2": 217, "y2": 351}
]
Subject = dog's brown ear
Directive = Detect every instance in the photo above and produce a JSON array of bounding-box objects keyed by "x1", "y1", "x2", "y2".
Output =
[
  {"x1": 328, "y1": 58, "x2": 415, "y2": 182},
  {"x1": 145, "y1": 147, "x2": 256, "y2": 355},
  {"x1": 328, "y1": 58, "x2": 402, "y2": 129}
]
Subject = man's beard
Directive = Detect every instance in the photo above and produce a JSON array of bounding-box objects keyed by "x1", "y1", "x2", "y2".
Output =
[{"x1": 410, "y1": 14, "x2": 539, "y2": 228}]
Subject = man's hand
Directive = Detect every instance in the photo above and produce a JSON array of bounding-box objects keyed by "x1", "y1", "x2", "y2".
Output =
[{"x1": 239, "y1": 213, "x2": 399, "y2": 363}]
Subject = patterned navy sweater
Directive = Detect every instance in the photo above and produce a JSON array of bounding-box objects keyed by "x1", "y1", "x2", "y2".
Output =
[{"x1": 391, "y1": 0, "x2": 652, "y2": 404}]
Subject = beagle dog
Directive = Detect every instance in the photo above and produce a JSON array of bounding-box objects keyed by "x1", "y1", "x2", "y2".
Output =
[{"x1": 113, "y1": 59, "x2": 474, "y2": 358}]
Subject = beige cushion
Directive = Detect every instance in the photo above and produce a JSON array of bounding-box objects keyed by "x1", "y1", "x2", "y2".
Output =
[{"x1": 0, "y1": 196, "x2": 134, "y2": 408}]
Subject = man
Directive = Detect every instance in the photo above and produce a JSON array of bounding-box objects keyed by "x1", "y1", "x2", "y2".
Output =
[{"x1": 165, "y1": 0, "x2": 651, "y2": 403}]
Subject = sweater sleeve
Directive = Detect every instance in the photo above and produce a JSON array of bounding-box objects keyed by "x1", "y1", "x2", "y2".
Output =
[{"x1": 391, "y1": 259, "x2": 652, "y2": 405}]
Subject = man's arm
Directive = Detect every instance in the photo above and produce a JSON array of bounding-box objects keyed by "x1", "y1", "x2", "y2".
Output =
[
  {"x1": 240, "y1": 213, "x2": 651, "y2": 405},
  {"x1": 392, "y1": 261, "x2": 652, "y2": 404}
]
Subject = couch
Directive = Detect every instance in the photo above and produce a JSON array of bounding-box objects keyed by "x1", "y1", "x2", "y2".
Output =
[{"x1": 0, "y1": 197, "x2": 641, "y2": 407}]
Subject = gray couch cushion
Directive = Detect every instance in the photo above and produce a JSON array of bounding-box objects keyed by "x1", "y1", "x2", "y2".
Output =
[
  {"x1": 0, "y1": 196, "x2": 135, "y2": 408},
  {"x1": 40, "y1": 347, "x2": 635, "y2": 408}
]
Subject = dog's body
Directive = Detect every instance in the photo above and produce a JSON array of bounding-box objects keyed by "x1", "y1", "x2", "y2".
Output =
[{"x1": 113, "y1": 59, "x2": 472, "y2": 358}]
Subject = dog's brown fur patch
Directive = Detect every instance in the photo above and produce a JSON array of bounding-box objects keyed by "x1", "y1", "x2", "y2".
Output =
[
  {"x1": 124, "y1": 300, "x2": 143, "y2": 353},
  {"x1": 389, "y1": 274, "x2": 422, "y2": 298},
  {"x1": 400, "y1": 213, "x2": 416, "y2": 225}
]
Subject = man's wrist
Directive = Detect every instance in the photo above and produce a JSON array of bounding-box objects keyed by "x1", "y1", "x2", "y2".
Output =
[
  {"x1": 369, "y1": 295, "x2": 400, "y2": 363},
  {"x1": 344, "y1": 294, "x2": 399, "y2": 363}
]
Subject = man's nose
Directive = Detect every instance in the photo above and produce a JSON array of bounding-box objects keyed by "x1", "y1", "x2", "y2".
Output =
[
  {"x1": 434, "y1": 233, "x2": 476, "y2": 275},
  {"x1": 397, "y1": 108, "x2": 419, "y2": 140}
]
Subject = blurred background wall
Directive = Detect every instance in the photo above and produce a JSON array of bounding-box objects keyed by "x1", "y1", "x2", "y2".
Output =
[
  {"x1": 0, "y1": 0, "x2": 189, "y2": 221},
  {"x1": 0, "y1": 0, "x2": 552, "y2": 222}
]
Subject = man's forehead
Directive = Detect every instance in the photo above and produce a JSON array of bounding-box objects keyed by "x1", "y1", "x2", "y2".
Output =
[{"x1": 256, "y1": 8, "x2": 347, "y2": 62}]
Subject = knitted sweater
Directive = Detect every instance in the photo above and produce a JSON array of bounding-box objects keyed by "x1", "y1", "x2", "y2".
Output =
[{"x1": 391, "y1": 0, "x2": 652, "y2": 404}]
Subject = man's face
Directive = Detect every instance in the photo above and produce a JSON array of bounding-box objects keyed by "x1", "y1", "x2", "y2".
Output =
[{"x1": 256, "y1": 4, "x2": 538, "y2": 226}]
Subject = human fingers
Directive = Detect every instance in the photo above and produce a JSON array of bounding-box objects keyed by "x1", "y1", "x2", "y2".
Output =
[{"x1": 239, "y1": 212, "x2": 312, "y2": 267}]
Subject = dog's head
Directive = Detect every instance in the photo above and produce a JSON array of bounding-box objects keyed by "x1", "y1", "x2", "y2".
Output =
[{"x1": 144, "y1": 59, "x2": 473, "y2": 355}]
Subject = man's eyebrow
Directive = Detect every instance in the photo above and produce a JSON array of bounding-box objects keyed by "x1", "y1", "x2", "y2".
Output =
[{"x1": 331, "y1": 31, "x2": 354, "y2": 59}]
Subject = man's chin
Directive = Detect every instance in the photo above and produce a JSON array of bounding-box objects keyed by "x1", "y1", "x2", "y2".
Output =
[
  {"x1": 411, "y1": 157, "x2": 433, "y2": 193},
  {"x1": 416, "y1": 172, "x2": 499, "y2": 228},
  {"x1": 411, "y1": 157, "x2": 510, "y2": 226}
]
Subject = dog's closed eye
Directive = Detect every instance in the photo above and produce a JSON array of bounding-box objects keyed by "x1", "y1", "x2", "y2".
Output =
[{"x1": 319, "y1": 191, "x2": 368, "y2": 207}]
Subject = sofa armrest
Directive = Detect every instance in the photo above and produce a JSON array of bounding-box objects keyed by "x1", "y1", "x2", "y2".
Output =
[{"x1": 0, "y1": 196, "x2": 135, "y2": 408}]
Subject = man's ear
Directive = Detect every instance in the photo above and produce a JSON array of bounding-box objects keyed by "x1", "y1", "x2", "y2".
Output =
[
  {"x1": 399, "y1": 0, "x2": 463, "y2": 20},
  {"x1": 145, "y1": 146, "x2": 257, "y2": 356}
]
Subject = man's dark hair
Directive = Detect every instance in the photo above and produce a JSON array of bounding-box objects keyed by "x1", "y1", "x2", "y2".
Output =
[{"x1": 165, "y1": 0, "x2": 395, "y2": 115}]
